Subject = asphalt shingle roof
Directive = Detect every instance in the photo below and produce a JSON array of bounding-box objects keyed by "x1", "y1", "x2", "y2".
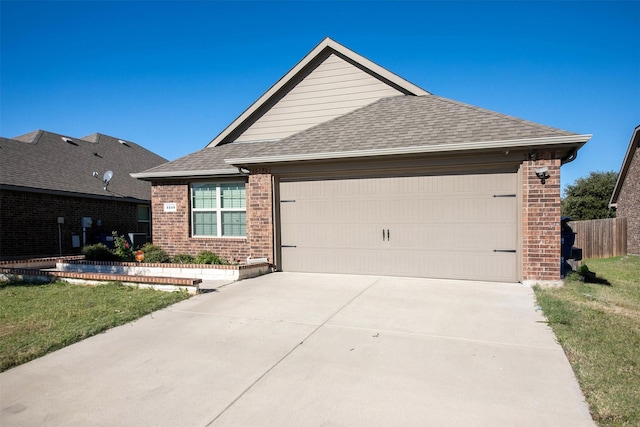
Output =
[
  {"x1": 141, "y1": 94, "x2": 577, "y2": 176},
  {"x1": 0, "y1": 130, "x2": 167, "y2": 201},
  {"x1": 273, "y1": 95, "x2": 575, "y2": 153}
]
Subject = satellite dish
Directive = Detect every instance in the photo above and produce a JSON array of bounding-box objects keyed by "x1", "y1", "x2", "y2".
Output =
[{"x1": 103, "y1": 170, "x2": 113, "y2": 190}]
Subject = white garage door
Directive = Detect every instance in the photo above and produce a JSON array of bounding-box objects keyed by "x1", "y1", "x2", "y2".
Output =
[{"x1": 279, "y1": 173, "x2": 518, "y2": 282}]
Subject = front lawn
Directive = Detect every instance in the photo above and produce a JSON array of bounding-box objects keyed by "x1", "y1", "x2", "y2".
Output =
[
  {"x1": 0, "y1": 281, "x2": 190, "y2": 372},
  {"x1": 534, "y1": 255, "x2": 640, "y2": 426}
]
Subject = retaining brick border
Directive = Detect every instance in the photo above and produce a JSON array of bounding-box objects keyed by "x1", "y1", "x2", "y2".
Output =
[{"x1": 60, "y1": 259, "x2": 261, "y2": 271}]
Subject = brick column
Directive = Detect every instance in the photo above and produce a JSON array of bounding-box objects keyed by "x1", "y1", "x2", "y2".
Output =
[
  {"x1": 521, "y1": 155, "x2": 562, "y2": 283},
  {"x1": 247, "y1": 170, "x2": 274, "y2": 262}
]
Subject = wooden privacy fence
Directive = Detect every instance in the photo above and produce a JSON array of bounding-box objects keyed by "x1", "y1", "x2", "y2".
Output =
[{"x1": 569, "y1": 217, "x2": 627, "y2": 259}]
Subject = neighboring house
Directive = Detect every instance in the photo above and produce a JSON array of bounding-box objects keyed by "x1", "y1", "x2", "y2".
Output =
[
  {"x1": 610, "y1": 125, "x2": 640, "y2": 255},
  {"x1": 0, "y1": 130, "x2": 167, "y2": 259},
  {"x1": 133, "y1": 37, "x2": 591, "y2": 283}
]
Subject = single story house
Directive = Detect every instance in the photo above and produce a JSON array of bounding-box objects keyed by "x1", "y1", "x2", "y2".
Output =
[
  {"x1": 610, "y1": 125, "x2": 640, "y2": 255},
  {"x1": 0, "y1": 130, "x2": 167, "y2": 258},
  {"x1": 133, "y1": 37, "x2": 591, "y2": 283}
]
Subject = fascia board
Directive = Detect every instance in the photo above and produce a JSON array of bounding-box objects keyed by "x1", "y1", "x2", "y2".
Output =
[
  {"x1": 130, "y1": 169, "x2": 242, "y2": 180},
  {"x1": 206, "y1": 37, "x2": 429, "y2": 148},
  {"x1": 225, "y1": 134, "x2": 592, "y2": 165}
]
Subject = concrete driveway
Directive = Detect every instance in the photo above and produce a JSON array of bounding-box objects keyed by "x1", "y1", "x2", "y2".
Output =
[{"x1": 1, "y1": 273, "x2": 594, "y2": 426}]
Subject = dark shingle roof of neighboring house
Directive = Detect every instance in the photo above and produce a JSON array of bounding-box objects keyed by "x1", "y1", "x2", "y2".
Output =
[
  {"x1": 134, "y1": 94, "x2": 586, "y2": 179},
  {"x1": 610, "y1": 125, "x2": 640, "y2": 207},
  {"x1": 0, "y1": 130, "x2": 167, "y2": 202}
]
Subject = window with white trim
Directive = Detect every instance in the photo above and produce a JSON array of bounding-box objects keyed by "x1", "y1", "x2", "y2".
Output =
[{"x1": 191, "y1": 183, "x2": 246, "y2": 237}]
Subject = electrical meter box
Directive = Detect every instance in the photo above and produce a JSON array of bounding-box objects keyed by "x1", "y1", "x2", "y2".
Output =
[{"x1": 82, "y1": 217, "x2": 93, "y2": 228}]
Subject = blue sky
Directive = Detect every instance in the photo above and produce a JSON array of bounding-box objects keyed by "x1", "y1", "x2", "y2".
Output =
[{"x1": 1, "y1": 1, "x2": 638, "y2": 192}]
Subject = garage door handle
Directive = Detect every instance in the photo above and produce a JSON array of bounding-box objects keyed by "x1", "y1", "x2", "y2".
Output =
[
  {"x1": 493, "y1": 249, "x2": 516, "y2": 253},
  {"x1": 382, "y1": 229, "x2": 385, "y2": 241},
  {"x1": 387, "y1": 229, "x2": 390, "y2": 241}
]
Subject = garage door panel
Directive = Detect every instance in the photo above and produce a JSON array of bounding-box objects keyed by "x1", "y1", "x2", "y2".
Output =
[
  {"x1": 282, "y1": 224, "x2": 384, "y2": 249},
  {"x1": 390, "y1": 223, "x2": 515, "y2": 251},
  {"x1": 279, "y1": 173, "x2": 518, "y2": 282},
  {"x1": 383, "y1": 249, "x2": 516, "y2": 281},
  {"x1": 282, "y1": 247, "x2": 388, "y2": 275}
]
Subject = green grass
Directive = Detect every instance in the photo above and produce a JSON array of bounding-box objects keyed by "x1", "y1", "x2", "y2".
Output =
[
  {"x1": 534, "y1": 256, "x2": 640, "y2": 426},
  {"x1": 0, "y1": 281, "x2": 190, "y2": 372}
]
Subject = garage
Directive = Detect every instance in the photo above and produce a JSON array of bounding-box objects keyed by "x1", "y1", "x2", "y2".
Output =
[{"x1": 279, "y1": 172, "x2": 518, "y2": 282}]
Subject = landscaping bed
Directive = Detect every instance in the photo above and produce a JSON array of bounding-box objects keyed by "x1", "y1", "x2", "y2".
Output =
[
  {"x1": 1, "y1": 252, "x2": 271, "y2": 294},
  {"x1": 56, "y1": 258, "x2": 270, "y2": 281}
]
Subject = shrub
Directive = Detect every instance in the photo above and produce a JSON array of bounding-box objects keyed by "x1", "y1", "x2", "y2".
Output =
[
  {"x1": 172, "y1": 254, "x2": 196, "y2": 264},
  {"x1": 112, "y1": 234, "x2": 134, "y2": 261},
  {"x1": 194, "y1": 251, "x2": 229, "y2": 265},
  {"x1": 140, "y1": 243, "x2": 171, "y2": 263},
  {"x1": 82, "y1": 243, "x2": 119, "y2": 261}
]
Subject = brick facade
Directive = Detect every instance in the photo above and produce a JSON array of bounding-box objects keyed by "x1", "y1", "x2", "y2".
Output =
[
  {"x1": 151, "y1": 179, "x2": 258, "y2": 261},
  {"x1": 149, "y1": 176, "x2": 276, "y2": 263},
  {"x1": 617, "y1": 146, "x2": 640, "y2": 255},
  {"x1": 0, "y1": 189, "x2": 142, "y2": 259},
  {"x1": 521, "y1": 154, "x2": 562, "y2": 282}
]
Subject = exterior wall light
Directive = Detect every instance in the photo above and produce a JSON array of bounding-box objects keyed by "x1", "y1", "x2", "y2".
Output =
[{"x1": 535, "y1": 167, "x2": 550, "y2": 184}]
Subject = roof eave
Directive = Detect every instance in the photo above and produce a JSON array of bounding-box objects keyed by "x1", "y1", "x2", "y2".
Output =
[
  {"x1": 131, "y1": 169, "x2": 243, "y2": 181},
  {"x1": 224, "y1": 134, "x2": 592, "y2": 166},
  {"x1": 206, "y1": 37, "x2": 429, "y2": 148},
  {"x1": 609, "y1": 125, "x2": 640, "y2": 207}
]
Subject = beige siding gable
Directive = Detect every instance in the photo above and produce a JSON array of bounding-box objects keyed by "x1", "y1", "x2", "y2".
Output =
[{"x1": 234, "y1": 53, "x2": 403, "y2": 143}]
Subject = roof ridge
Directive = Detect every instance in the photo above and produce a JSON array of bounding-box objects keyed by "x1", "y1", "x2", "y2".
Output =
[
  {"x1": 13, "y1": 130, "x2": 44, "y2": 143},
  {"x1": 80, "y1": 133, "x2": 102, "y2": 143}
]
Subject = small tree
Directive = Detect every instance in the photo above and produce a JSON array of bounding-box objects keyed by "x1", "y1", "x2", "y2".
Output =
[{"x1": 561, "y1": 171, "x2": 618, "y2": 220}]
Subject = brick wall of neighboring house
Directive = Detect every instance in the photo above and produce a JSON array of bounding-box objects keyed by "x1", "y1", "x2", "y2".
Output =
[
  {"x1": 150, "y1": 180, "x2": 252, "y2": 263},
  {"x1": 617, "y1": 147, "x2": 640, "y2": 255},
  {"x1": 521, "y1": 154, "x2": 562, "y2": 282},
  {"x1": 0, "y1": 189, "x2": 141, "y2": 259}
]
